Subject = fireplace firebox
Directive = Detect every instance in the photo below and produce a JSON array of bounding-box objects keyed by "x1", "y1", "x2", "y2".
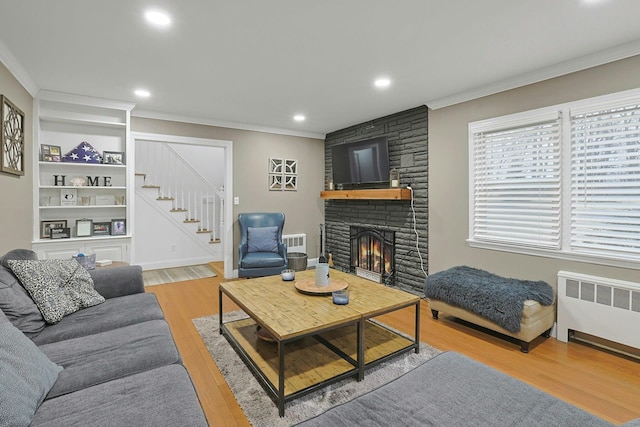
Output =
[{"x1": 350, "y1": 226, "x2": 395, "y2": 285}]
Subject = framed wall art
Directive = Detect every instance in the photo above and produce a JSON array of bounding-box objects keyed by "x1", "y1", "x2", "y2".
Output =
[
  {"x1": 269, "y1": 158, "x2": 298, "y2": 191},
  {"x1": 1, "y1": 95, "x2": 25, "y2": 176}
]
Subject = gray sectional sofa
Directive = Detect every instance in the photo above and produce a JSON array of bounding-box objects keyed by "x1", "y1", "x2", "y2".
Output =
[
  {"x1": 296, "y1": 351, "x2": 640, "y2": 427},
  {"x1": 0, "y1": 249, "x2": 208, "y2": 427}
]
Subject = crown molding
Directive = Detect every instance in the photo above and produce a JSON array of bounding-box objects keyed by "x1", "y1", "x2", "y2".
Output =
[
  {"x1": 427, "y1": 39, "x2": 640, "y2": 110},
  {"x1": 0, "y1": 39, "x2": 39, "y2": 97},
  {"x1": 132, "y1": 109, "x2": 326, "y2": 140}
]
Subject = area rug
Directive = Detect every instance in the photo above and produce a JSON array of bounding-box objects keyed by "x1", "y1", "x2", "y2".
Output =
[
  {"x1": 193, "y1": 311, "x2": 441, "y2": 427},
  {"x1": 143, "y1": 264, "x2": 216, "y2": 286}
]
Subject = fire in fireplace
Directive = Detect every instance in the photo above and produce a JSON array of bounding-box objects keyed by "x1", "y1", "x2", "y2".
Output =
[{"x1": 350, "y1": 226, "x2": 395, "y2": 284}]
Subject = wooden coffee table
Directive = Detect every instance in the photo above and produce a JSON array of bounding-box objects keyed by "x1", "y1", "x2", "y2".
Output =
[{"x1": 218, "y1": 269, "x2": 420, "y2": 416}]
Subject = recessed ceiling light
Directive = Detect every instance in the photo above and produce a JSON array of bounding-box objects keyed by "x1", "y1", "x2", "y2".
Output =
[
  {"x1": 134, "y1": 89, "x2": 151, "y2": 98},
  {"x1": 374, "y1": 77, "x2": 391, "y2": 89},
  {"x1": 145, "y1": 10, "x2": 171, "y2": 27},
  {"x1": 294, "y1": 114, "x2": 306, "y2": 122}
]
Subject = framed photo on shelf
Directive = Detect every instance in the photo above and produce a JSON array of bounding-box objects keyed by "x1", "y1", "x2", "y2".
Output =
[
  {"x1": 76, "y1": 218, "x2": 93, "y2": 237},
  {"x1": 60, "y1": 188, "x2": 78, "y2": 206},
  {"x1": 41, "y1": 220, "x2": 67, "y2": 239},
  {"x1": 50, "y1": 227, "x2": 71, "y2": 239},
  {"x1": 40, "y1": 144, "x2": 61, "y2": 162},
  {"x1": 102, "y1": 151, "x2": 125, "y2": 165},
  {"x1": 110, "y1": 219, "x2": 126, "y2": 235},
  {"x1": 92, "y1": 222, "x2": 111, "y2": 236}
]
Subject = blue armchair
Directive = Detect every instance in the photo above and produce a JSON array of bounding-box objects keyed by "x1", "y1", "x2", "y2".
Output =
[{"x1": 238, "y1": 212, "x2": 288, "y2": 278}]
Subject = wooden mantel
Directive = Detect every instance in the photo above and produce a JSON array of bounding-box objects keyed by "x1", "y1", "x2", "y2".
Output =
[{"x1": 320, "y1": 188, "x2": 412, "y2": 200}]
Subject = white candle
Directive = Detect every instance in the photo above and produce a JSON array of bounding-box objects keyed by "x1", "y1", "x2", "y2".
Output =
[{"x1": 391, "y1": 179, "x2": 399, "y2": 188}]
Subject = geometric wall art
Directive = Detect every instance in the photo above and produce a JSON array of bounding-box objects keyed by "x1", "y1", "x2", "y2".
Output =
[
  {"x1": 269, "y1": 158, "x2": 297, "y2": 191},
  {"x1": 1, "y1": 95, "x2": 25, "y2": 176}
]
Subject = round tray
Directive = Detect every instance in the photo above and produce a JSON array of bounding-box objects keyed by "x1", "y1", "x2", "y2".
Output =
[{"x1": 294, "y1": 278, "x2": 348, "y2": 295}]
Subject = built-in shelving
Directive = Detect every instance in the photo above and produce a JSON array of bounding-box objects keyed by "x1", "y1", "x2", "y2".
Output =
[
  {"x1": 320, "y1": 188, "x2": 412, "y2": 200},
  {"x1": 32, "y1": 91, "x2": 135, "y2": 262}
]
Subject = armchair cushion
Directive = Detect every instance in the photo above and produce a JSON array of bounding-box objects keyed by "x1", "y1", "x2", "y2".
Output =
[{"x1": 247, "y1": 226, "x2": 279, "y2": 253}]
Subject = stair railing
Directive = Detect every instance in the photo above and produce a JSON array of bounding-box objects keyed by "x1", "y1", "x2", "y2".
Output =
[{"x1": 136, "y1": 140, "x2": 223, "y2": 242}]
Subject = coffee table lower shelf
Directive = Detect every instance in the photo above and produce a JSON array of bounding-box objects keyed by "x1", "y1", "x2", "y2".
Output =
[{"x1": 220, "y1": 316, "x2": 416, "y2": 414}]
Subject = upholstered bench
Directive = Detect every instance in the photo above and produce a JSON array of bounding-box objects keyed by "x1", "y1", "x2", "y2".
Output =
[{"x1": 424, "y1": 266, "x2": 555, "y2": 353}]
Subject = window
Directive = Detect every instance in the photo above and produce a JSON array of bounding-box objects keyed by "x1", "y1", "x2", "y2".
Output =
[{"x1": 469, "y1": 89, "x2": 640, "y2": 269}]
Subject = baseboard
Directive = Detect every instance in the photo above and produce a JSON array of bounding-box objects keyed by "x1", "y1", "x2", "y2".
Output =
[{"x1": 138, "y1": 256, "x2": 215, "y2": 271}]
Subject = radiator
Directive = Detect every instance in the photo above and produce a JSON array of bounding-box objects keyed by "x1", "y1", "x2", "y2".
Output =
[
  {"x1": 282, "y1": 233, "x2": 307, "y2": 254},
  {"x1": 557, "y1": 271, "x2": 640, "y2": 350}
]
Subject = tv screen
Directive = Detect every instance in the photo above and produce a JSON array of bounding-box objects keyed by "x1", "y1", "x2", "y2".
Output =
[{"x1": 331, "y1": 137, "x2": 390, "y2": 186}]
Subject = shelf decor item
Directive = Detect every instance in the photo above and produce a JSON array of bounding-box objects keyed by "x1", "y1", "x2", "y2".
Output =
[
  {"x1": 389, "y1": 168, "x2": 400, "y2": 188},
  {"x1": 92, "y1": 222, "x2": 111, "y2": 236},
  {"x1": 41, "y1": 220, "x2": 67, "y2": 239},
  {"x1": 76, "y1": 218, "x2": 93, "y2": 237},
  {"x1": 102, "y1": 151, "x2": 125, "y2": 165},
  {"x1": 1, "y1": 95, "x2": 25, "y2": 176},
  {"x1": 61, "y1": 188, "x2": 78, "y2": 206},
  {"x1": 40, "y1": 144, "x2": 61, "y2": 162},
  {"x1": 62, "y1": 141, "x2": 102, "y2": 163},
  {"x1": 110, "y1": 219, "x2": 126, "y2": 235}
]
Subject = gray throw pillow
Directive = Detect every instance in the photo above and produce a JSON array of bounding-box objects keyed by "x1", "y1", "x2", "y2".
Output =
[
  {"x1": 247, "y1": 226, "x2": 279, "y2": 253},
  {"x1": 0, "y1": 250, "x2": 45, "y2": 335},
  {"x1": 0, "y1": 320, "x2": 63, "y2": 427},
  {"x1": 7, "y1": 259, "x2": 105, "y2": 324}
]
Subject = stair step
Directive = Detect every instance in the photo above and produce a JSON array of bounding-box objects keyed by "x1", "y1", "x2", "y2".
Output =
[
  {"x1": 196, "y1": 229, "x2": 212, "y2": 234},
  {"x1": 184, "y1": 219, "x2": 200, "y2": 223},
  {"x1": 170, "y1": 208, "x2": 188, "y2": 212},
  {"x1": 209, "y1": 238, "x2": 221, "y2": 244},
  {"x1": 142, "y1": 185, "x2": 160, "y2": 189},
  {"x1": 157, "y1": 197, "x2": 174, "y2": 201},
  {"x1": 135, "y1": 173, "x2": 146, "y2": 177}
]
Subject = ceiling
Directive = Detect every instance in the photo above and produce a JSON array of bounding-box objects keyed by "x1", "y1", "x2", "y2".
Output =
[{"x1": 1, "y1": 1, "x2": 640, "y2": 139}]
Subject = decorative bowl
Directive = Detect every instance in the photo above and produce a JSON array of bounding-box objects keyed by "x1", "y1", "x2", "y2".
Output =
[{"x1": 281, "y1": 269, "x2": 295, "y2": 281}]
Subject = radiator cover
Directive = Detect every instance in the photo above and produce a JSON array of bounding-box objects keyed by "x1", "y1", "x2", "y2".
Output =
[{"x1": 557, "y1": 271, "x2": 640, "y2": 350}]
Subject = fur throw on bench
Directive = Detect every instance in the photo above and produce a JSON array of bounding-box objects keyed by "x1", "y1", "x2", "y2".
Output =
[{"x1": 424, "y1": 266, "x2": 554, "y2": 333}]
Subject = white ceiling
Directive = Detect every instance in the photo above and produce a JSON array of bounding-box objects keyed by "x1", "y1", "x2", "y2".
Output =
[{"x1": 1, "y1": 0, "x2": 640, "y2": 138}]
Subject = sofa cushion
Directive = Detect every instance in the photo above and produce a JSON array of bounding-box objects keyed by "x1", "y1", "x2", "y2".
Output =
[
  {"x1": 0, "y1": 316, "x2": 63, "y2": 427},
  {"x1": 296, "y1": 351, "x2": 611, "y2": 427},
  {"x1": 31, "y1": 292, "x2": 165, "y2": 345},
  {"x1": 41, "y1": 319, "x2": 181, "y2": 398},
  {"x1": 248, "y1": 226, "x2": 279, "y2": 253},
  {"x1": 0, "y1": 250, "x2": 45, "y2": 335},
  {"x1": 30, "y1": 365, "x2": 208, "y2": 427},
  {"x1": 7, "y1": 259, "x2": 105, "y2": 324}
]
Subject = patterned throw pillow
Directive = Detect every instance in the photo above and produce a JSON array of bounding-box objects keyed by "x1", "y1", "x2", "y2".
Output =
[{"x1": 7, "y1": 260, "x2": 105, "y2": 324}]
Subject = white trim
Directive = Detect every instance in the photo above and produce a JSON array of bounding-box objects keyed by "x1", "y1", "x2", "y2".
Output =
[
  {"x1": 132, "y1": 131, "x2": 234, "y2": 279},
  {"x1": 428, "y1": 40, "x2": 640, "y2": 110},
  {"x1": 0, "y1": 39, "x2": 39, "y2": 96},
  {"x1": 468, "y1": 237, "x2": 640, "y2": 272},
  {"x1": 37, "y1": 90, "x2": 135, "y2": 112},
  {"x1": 132, "y1": 109, "x2": 325, "y2": 140}
]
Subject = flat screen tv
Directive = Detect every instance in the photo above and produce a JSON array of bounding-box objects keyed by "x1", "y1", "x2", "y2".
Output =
[{"x1": 331, "y1": 137, "x2": 390, "y2": 187}]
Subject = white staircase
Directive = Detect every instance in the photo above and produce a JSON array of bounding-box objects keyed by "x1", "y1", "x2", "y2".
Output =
[{"x1": 135, "y1": 141, "x2": 224, "y2": 255}]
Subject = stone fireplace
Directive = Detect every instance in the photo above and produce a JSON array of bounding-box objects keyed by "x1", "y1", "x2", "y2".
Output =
[
  {"x1": 350, "y1": 226, "x2": 395, "y2": 285},
  {"x1": 323, "y1": 106, "x2": 428, "y2": 295}
]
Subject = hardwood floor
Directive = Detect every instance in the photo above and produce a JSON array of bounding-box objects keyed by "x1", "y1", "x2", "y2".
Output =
[{"x1": 147, "y1": 263, "x2": 640, "y2": 426}]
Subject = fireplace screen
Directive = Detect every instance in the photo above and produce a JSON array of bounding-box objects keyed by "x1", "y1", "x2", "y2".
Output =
[{"x1": 350, "y1": 226, "x2": 395, "y2": 283}]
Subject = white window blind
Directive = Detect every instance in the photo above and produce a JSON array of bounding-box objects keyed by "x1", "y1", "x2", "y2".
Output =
[
  {"x1": 570, "y1": 103, "x2": 640, "y2": 257},
  {"x1": 471, "y1": 116, "x2": 561, "y2": 249}
]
